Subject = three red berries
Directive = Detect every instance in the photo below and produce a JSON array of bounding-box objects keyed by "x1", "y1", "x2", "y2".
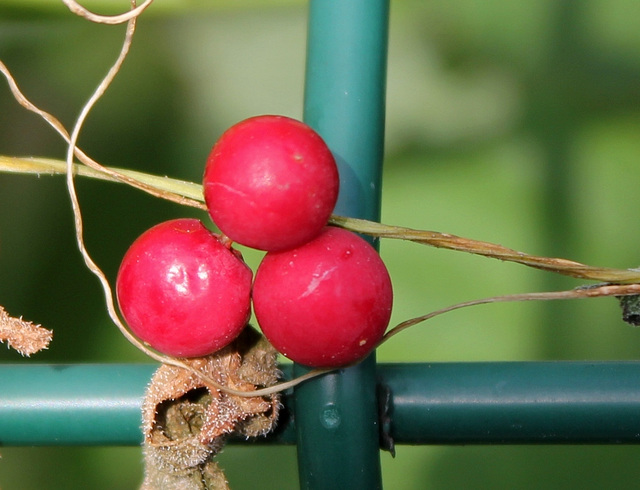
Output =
[{"x1": 116, "y1": 115, "x2": 393, "y2": 367}]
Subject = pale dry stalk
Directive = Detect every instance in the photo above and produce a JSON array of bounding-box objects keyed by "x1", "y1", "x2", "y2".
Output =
[
  {"x1": 62, "y1": 0, "x2": 154, "y2": 24},
  {"x1": 0, "y1": 60, "x2": 205, "y2": 211}
]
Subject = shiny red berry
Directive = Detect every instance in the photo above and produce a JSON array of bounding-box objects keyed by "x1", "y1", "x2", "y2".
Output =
[
  {"x1": 252, "y1": 226, "x2": 393, "y2": 367},
  {"x1": 116, "y1": 218, "x2": 252, "y2": 358},
  {"x1": 203, "y1": 115, "x2": 339, "y2": 252}
]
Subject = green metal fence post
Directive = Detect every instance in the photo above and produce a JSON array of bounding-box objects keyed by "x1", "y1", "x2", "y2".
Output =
[{"x1": 293, "y1": 1, "x2": 389, "y2": 489}]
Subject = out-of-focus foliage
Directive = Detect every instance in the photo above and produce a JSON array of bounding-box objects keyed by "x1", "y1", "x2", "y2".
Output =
[{"x1": 1, "y1": 1, "x2": 640, "y2": 488}]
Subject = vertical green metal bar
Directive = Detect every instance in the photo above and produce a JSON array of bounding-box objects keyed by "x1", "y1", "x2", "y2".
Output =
[{"x1": 294, "y1": 1, "x2": 389, "y2": 489}]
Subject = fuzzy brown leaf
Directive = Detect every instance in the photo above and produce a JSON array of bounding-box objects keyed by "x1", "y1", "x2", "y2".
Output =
[
  {"x1": 140, "y1": 326, "x2": 280, "y2": 490},
  {"x1": 0, "y1": 306, "x2": 52, "y2": 356}
]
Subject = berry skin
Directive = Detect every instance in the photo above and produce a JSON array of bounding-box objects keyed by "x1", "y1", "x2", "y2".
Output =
[
  {"x1": 252, "y1": 226, "x2": 393, "y2": 368},
  {"x1": 116, "y1": 218, "x2": 252, "y2": 358},
  {"x1": 203, "y1": 115, "x2": 339, "y2": 252}
]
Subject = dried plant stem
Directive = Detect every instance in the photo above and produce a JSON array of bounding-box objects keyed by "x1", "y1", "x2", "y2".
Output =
[
  {"x1": 59, "y1": 2, "x2": 196, "y2": 382},
  {"x1": 380, "y1": 283, "x2": 640, "y2": 345},
  {"x1": 4, "y1": 154, "x2": 640, "y2": 286},
  {"x1": 330, "y1": 215, "x2": 640, "y2": 284},
  {"x1": 3, "y1": 152, "x2": 640, "y2": 286},
  {"x1": 64, "y1": 2, "x2": 156, "y2": 364},
  {"x1": 63, "y1": 0, "x2": 154, "y2": 24},
  {"x1": 154, "y1": 281, "x2": 640, "y2": 395},
  {"x1": 0, "y1": 155, "x2": 204, "y2": 203},
  {"x1": 0, "y1": 61, "x2": 205, "y2": 211}
]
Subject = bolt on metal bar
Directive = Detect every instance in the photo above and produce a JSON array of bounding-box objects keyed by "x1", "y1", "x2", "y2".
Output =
[{"x1": 295, "y1": 0, "x2": 390, "y2": 489}]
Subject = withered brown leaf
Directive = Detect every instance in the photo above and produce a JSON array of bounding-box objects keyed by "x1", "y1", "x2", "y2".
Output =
[
  {"x1": 0, "y1": 306, "x2": 52, "y2": 356},
  {"x1": 140, "y1": 326, "x2": 281, "y2": 490}
]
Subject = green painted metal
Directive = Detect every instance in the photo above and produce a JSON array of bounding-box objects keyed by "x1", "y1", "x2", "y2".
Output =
[
  {"x1": 3, "y1": 362, "x2": 640, "y2": 446},
  {"x1": 383, "y1": 362, "x2": 640, "y2": 445},
  {"x1": 0, "y1": 364, "x2": 155, "y2": 446},
  {"x1": 295, "y1": 0, "x2": 389, "y2": 488},
  {"x1": 302, "y1": 0, "x2": 388, "y2": 225}
]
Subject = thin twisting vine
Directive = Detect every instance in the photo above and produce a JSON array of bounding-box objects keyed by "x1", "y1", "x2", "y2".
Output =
[
  {"x1": 62, "y1": 0, "x2": 154, "y2": 24},
  {"x1": 0, "y1": 60, "x2": 205, "y2": 210},
  {"x1": 54, "y1": 0, "x2": 330, "y2": 398}
]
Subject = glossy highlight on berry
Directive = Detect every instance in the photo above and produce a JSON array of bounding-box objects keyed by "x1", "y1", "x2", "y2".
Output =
[{"x1": 116, "y1": 218, "x2": 252, "y2": 358}]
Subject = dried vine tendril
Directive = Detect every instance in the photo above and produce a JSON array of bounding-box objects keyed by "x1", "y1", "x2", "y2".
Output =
[
  {"x1": 0, "y1": 61, "x2": 205, "y2": 211},
  {"x1": 62, "y1": 0, "x2": 154, "y2": 24}
]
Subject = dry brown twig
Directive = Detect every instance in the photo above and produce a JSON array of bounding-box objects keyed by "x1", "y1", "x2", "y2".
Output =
[
  {"x1": 0, "y1": 60, "x2": 205, "y2": 211},
  {"x1": 62, "y1": 0, "x2": 154, "y2": 24},
  {"x1": 381, "y1": 283, "x2": 640, "y2": 345},
  {"x1": 330, "y1": 215, "x2": 640, "y2": 284}
]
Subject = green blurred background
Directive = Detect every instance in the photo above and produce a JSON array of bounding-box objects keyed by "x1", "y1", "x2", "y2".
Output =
[{"x1": 2, "y1": 0, "x2": 640, "y2": 488}]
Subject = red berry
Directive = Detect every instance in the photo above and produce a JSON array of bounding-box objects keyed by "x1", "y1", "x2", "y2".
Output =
[
  {"x1": 116, "y1": 218, "x2": 252, "y2": 358},
  {"x1": 203, "y1": 115, "x2": 339, "y2": 252},
  {"x1": 252, "y1": 227, "x2": 393, "y2": 367}
]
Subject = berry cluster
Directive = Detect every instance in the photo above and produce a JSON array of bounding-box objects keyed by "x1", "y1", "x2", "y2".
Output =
[{"x1": 116, "y1": 115, "x2": 393, "y2": 368}]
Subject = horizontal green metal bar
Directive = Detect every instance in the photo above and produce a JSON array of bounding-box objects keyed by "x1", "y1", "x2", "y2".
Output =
[
  {"x1": 0, "y1": 364, "x2": 155, "y2": 446},
  {"x1": 383, "y1": 361, "x2": 640, "y2": 445},
  {"x1": 2, "y1": 362, "x2": 640, "y2": 446}
]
